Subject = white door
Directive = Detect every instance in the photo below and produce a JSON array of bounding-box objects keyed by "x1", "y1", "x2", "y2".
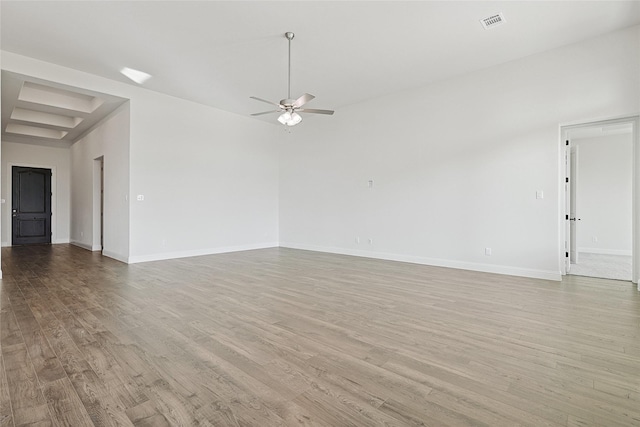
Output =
[
  {"x1": 570, "y1": 145, "x2": 579, "y2": 264},
  {"x1": 565, "y1": 141, "x2": 571, "y2": 273}
]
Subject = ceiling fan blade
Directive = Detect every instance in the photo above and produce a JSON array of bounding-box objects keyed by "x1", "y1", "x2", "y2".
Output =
[
  {"x1": 299, "y1": 108, "x2": 334, "y2": 115},
  {"x1": 292, "y1": 93, "x2": 315, "y2": 108},
  {"x1": 251, "y1": 110, "x2": 281, "y2": 116},
  {"x1": 250, "y1": 96, "x2": 281, "y2": 107}
]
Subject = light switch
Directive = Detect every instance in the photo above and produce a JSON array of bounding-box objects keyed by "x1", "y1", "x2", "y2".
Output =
[{"x1": 536, "y1": 190, "x2": 544, "y2": 199}]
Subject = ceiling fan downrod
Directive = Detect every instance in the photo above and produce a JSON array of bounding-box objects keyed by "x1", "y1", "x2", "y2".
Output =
[{"x1": 285, "y1": 32, "x2": 294, "y2": 101}]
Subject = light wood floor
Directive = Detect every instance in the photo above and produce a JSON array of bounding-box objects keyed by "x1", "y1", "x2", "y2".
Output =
[{"x1": 1, "y1": 245, "x2": 639, "y2": 426}]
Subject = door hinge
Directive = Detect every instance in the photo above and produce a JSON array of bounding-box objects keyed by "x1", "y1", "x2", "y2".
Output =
[
  {"x1": 565, "y1": 177, "x2": 569, "y2": 183},
  {"x1": 566, "y1": 252, "x2": 569, "y2": 258},
  {"x1": 566, "y1": 140, "x2": 569, "y2": 146},
  {"x1": 566, "y1": 214, "x2": 569, "y2": 220}
]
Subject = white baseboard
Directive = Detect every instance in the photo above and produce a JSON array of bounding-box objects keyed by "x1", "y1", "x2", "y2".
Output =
[
  {"x1": 127, "y1": 242, "x2": 279, "y2": 264},
  {"x1": 578, "y1": 247, "x2": 632, "y2": 256},
  {"x1": 1, "y1": 241, "x2": 9, "y2": 247},
  {"x1": 72, "y1": 241, "x2": 103, "y2": 253},
  {"x1": 279, "y1": 242, "x2": 562, "y2": 281},
  {"x1": 70, "y1": 240, "x2": 93, "y2": 251},
  {"x1": 4, "y1": 239, "x2": 563, "y2": 282},
  {"x1": 102, "y1": 250, "x2": 128, "y2": 263}
]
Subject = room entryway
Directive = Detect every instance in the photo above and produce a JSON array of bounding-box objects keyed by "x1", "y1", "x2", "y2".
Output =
[
  {"x1": 12, "y1": 166, "x2": 52, "y2": 245},
  {"x1": 561, "y1": 117, "x2": 637, "y2": 283},
  {"x1": 93, "y1": 156, "x2": 105, "y2": 252}
]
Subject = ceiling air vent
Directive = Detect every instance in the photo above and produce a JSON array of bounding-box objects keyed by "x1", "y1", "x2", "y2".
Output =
[{"x1": 480, "y1": 13, "x2": 506, "y2": 29}]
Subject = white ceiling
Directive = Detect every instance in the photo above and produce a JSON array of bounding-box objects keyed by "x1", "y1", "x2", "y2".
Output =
[
  {"x1": 1, "y1": 1, "x2": 640, "y2": 125},
  {"x1": 1, "y1": 71, "x2": 128, "y2": 147}
]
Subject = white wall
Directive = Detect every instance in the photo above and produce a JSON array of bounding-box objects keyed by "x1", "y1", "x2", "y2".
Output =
[
  {"x1": 1, "y1": 51, "x2": 280, "y2": 263},
  {"x1": 279, "y1": 25, "x2": 640, "y2": 280},
  {"x1": 128, "y1": 90, "x2": 280, "y2": 262},
  {"x1": 574, "y1": 133, "x2": 632, "y2": 255},
  {"x1": 70, "y1": 105, "x2": 130, "y2": 260},
  {"x1": 1, "y1": 141, "x2": 71, "y2": 246}
]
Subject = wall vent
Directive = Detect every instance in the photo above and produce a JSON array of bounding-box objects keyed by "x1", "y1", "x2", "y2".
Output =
[{"x1": 480, "y1": 13, "x2": 506, "y2": 29}]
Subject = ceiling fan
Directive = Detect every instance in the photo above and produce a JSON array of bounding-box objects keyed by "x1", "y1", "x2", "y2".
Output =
[{"x1": 250, "y1": 32, "x2": 334, "y2": 126}]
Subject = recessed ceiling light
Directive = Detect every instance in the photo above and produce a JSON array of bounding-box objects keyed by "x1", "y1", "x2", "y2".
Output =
[{"x1": 120, "y1": 67, "x2": 152, "y2": 84}]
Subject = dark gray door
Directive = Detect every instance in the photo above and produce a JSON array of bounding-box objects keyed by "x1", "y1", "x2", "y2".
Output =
[{"x1": 12, "y1": 166, "x2": 52, "y2": 245}]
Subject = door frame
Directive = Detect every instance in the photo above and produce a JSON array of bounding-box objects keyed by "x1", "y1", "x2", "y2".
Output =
[
  {"x1": 92, "y1": 156, "x2": 104, "y2": 252},
  {"x1": 559, "y1": 115, "x2": 639, "y2": 286},
  {"x1": 6, "y1": 162, "x2": 58, "y2": 246}
]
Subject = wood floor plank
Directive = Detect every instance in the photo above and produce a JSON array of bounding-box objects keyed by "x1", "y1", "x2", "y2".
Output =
[
  {"x1": 41, "y1": 377, "x2": 95, "y2": 426},
  {"x1": 12, "y1": 404, "x2": 52, "y2": 427},
  {"x1": 3, "y1": 343, "x2": 46, "y2": 409},
  {"x1": 2, "y1": 244, "x2": 640, "y2": 426},
  {"x1": 0, "y1": 309, "x2": 22, "y2": 349},
  {"x1": 67, "y1": 368, "x2": 134, "y2": 427},
  {"x1": 0, "y1": 353, "x2": 14, "y2": 427}
]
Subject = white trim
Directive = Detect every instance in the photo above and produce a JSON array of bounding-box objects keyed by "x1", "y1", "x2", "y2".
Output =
[
  {"x1": 633, "y1": 115, "x2": 640, "y2": 287},
  {"x1": 70, "y1": 240, "x2": 93, "y2": 251},
  {"x1": 1, "y1": 242, "x2": 9, "y2": 248},
  {"x1": 71, "y1": 240, "x2": 104, "y2": 252},
  {"x1": 578, "y1": 248, "x2": 632, "y2": 256},
  {"x1": 280, "y1": 242, "x2": 562, "y2": 282},
  {"x1": 559, "y1": 115, "x2": 640, "y2": 286},
  {"x1": 53, "y1": 238, "x2": 70, "y2": 244},
  {"x1": 93, "y1": 156, "x2": 104, "y2": 252},
  {"x1": 102, "y1": 250, "x2": 128, "y2": 263},
  {"x1": 127, "y1": 242, "x2": 280, "y2": 264}
]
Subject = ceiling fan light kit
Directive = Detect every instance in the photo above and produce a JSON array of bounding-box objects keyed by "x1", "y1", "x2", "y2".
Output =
[
  {"x1": 278, "y1": 110, "x2": 302, "y2": 126},
  {"x1": 250, "y1": 32, "x2": 334, "y2": 126}
]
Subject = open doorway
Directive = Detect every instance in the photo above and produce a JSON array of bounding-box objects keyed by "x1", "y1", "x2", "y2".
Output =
[
  {"x1": 561, "y1": 116, "x2": 639, "y2": 284},
  {"x1": 92, "y1": 156, "x2": 104, "y2": 252}
]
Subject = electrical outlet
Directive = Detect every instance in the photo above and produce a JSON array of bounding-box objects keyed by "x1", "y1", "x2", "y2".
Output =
[
  {"x1": 368, "y1": 238, "x2": 373, "y2": 245},
  {"x1": 355, "y1": 237, "x2": 360, "y2": 244},
  {"x1": 592, "y1": 236, "x2": 598, "y2": 243},
  {"x1": 485, "y1": 247, "x2": 492, "y2": 256}
]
